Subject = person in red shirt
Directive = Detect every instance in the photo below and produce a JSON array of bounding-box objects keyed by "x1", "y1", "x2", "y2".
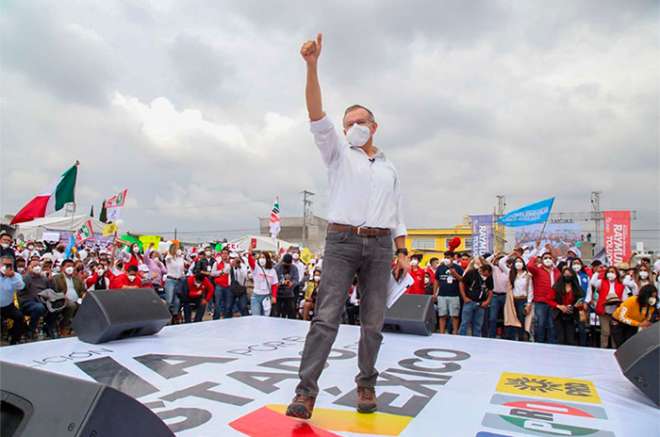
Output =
[
  {"x1": 425, "y1": 257, "x2": 439, "y2": 286},
  {"x1": 182, "y1": 273, "x2": 214, "y2": 323},
  {"x1": 527, "y1": 249, "x2": 560, "y2": 344},
  {"x1": 406, "y1": 254, "x2": 426, "y2": 295},
  {"x1": 110, "y1": 265, "x2": 143, "y2": 289}
]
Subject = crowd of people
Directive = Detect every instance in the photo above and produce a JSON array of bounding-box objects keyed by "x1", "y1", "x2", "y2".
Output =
[
  {"x1": 407, "y1": 242, "x2": 658, "y2": 348},
  {"x1": 0, "y1": 230, "x2": 657, "y2": 350}
]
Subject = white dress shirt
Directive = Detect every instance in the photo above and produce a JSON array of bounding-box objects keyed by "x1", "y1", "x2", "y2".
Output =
[{"x1": 311, "y1": 116, "x2": 407, "y2": 238}]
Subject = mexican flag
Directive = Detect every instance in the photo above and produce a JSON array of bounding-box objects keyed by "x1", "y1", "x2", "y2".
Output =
[
  {"x1": 10, "y1": 163, "x2": 79, "y2": 225},
  {"x1": 76, "y1": 219, "x2": 94, "y2": 243},
  {"x1": 269, "y1": 197, "x2": 281, "y2": 239}
]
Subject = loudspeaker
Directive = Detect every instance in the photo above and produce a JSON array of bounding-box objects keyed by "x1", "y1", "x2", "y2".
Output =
[
  {"x1": 0, "y1": 361, "x2": 173, "y2": 437},
  {"x1": 614, "y1": 323, "x2": 660, "y2": 407},
  {"x1": 73, "y1": 289, "x2": 171, "y2": 344},
  {"x1": 383, "y1": 294, "x2": 436, "y2": 336}
]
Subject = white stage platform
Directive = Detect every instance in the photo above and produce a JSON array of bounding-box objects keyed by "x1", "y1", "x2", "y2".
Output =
[{"x1": 1, "y1": 317, "x2": 657, "y2": 436}]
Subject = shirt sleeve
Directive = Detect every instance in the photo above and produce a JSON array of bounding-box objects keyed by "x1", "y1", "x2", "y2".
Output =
[{"x1": 310, "y1": 116, "x2": 344, "y2": 167}]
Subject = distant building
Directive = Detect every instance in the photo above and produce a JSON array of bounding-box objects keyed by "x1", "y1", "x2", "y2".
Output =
[
  {"x1": 405, "y1": 225, "x2": 474, "y2": 265},
  {"x1": 258, "y1": 215, "x2": 328, "y2": 253}
]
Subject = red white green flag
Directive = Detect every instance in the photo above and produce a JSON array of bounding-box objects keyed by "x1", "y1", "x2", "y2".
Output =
[
  {"x1": 75, "y1": 219, "x2": 94, "y2": 243},
  {"x1": 10, "y1": 162, "x2": 79, "y2": 224},
  {"x1": 269, "y1": 198, "x2": 281, "y2": 239},
  {"x1": 104, "y1": 189, "x2": 128, "y2": 209}
]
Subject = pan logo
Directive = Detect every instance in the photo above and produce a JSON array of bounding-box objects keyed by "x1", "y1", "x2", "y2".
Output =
[{"x1": 479, "y1": 372, "x2": 615, "y2": 437}]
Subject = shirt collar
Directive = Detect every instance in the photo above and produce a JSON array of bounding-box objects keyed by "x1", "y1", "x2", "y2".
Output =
[{"x1": 350, "y1": 145, "x2": 386, "y2": 160}]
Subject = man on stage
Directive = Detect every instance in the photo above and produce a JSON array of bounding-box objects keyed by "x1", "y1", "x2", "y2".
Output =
[{"x1": 286, "y1": 33, "x2": 409, "y2": 420}]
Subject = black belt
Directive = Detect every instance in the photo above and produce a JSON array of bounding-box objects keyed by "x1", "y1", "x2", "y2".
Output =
[{"x1": 328, "y1": 223, "x2": 391, "y2": 238}]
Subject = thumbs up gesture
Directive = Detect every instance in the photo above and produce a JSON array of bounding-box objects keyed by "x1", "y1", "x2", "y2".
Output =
[{"x1": 300, "y1": 33, "x2": 322, "y2": 64}]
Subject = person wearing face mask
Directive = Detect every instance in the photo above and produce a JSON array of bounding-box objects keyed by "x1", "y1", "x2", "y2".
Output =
[
  {"x1": 164, "y1": 243, "x2": 186, "y2": 320},
  {"x1": 52, "y1": 259, "x2": 86, "y2": 336},
  {"x1": 111, "y1": 265, "x2": 143, "y2": 289},
  {"x1": 0, "y1": 232, "x2": 16, "y2": 267},
  {"x1": 612, "y1": 284, "x2": 657, "y2": 347},
  {"x1": 458, "y1": 264, "x2": 494, "y2": 337},
  {"x1": 247, "y1": 248, "x2": 279, "y2": 316},
  {"x1": 550, "y1": 267, "x2": 584, "y2": 345},
  {"x1": 433, "y1": 251, "x2": 464, "y2": 334},
  {"x1": 501, "y1": 255, "x2": 533, "y2": 341},
  {"x1": 144, "y1": 244, "x2": 167, "y2": 293},
  {"x1": 302, "y1": 269, "x2": 322, "y2": 321},
  {"x1": 486, "y1": 253, "x2": 510, "y2": 339},
  {"x1": 406, "y1": 254, "x2": 426, "y2": 295},
  {"x1": 19, "y1": 260, "x2": 57, "y2": 339},
  {"x1": 85, "y1": 262, "x2": 111, "y2": 291},
  {"x1": 289, "y1": 248, "x2": 308, "y2": 307},
  {"x1": 288, "y1": 33, "x2": 409, "y2": 420},
  {"x1": 122, "y1": 243, "x2": 144, "y2": 271},
  {"x1": 590, "y1": 266, "x2": 625, "y2": 348},
  {"x1": 181, "y1": 273, "x2": 214, "y2": 323},
  {"x1": 275, "y1": 254, "x2": 300, "y2": 319},
  {"x1": 210, "y1": 247, "x2": 231, "y2": 320},
  {"x1": 0, "y1": 255, "x2": 26, "y2": 344},
  {"x1": 425, "y1": 257, "x2": 440, "y2": 287},
  {"x1": 625, "y1": 265, "x2": 654, "y2": 298},
  {"x1": 527, "y1": 250, "x2": 561, "y2": 344},
  {"x1": 459, "y1": 253, "x2": 471, "y2": 271},
  {"x1": 14, "y1": 258, "x2": 27, "y2": 276}
]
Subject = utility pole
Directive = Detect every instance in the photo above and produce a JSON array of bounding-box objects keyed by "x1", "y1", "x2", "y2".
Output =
[
  {"x1": 494, "y1": 195, "x2": 506, "y2": 252},
  {"x1": 301, "y1": 190, "x2": 315, "y2": 248},
  {"x1": 591, "y1": 191, "x2": 602, "y2": 250}
]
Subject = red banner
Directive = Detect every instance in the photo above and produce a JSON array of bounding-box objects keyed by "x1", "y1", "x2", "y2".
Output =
[{"x1": 603, "y1": 210, "x2": 631, "y2": 265}]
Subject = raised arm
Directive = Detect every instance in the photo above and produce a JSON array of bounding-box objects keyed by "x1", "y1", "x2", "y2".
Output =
[{"x1": 301, "y1": 33, "x2": 324, "y2": 121}]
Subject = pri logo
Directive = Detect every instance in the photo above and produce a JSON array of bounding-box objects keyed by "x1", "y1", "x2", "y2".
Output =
[{"x1": 480, "y1": 372, "x2": 615, "y2": 437}]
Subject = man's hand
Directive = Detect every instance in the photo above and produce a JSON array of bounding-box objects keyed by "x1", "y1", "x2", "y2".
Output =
[
  {"x1": 301, "y1": 33, "x2": 322, "y2": 64},
  {"x1": 640, "y1": 320, "x2": 652, "y2": 328},
  {"x1": 480, "y1": 301, "x2": 489, "y2": 309},
  {"x1": 557, "y1": 305, "x2": 569, "y2": 314},
  {"x1": 524, "y1": 304, "x2": 532, "y2": 315},
  {"x1": 395, "y1": 253, "x2": 410, "y2": 279}
]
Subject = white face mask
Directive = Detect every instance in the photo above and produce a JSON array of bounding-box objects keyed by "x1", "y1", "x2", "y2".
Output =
[
  {"x1": 32, "y1": 266, "x2": 42, "y2": 274},
  {"x1": 132, "y1": 247, "x2": 140, "y2": 253},
  {"x1": 313, "y1": 275, "x2": 321, "y2": 281},
  {"x1": 0, "y1": 243, "x2": 10, "y2": 249},
  {"x1": 606, "y1": 272, "x2": 616, "y2": 281},
  {"x1": 96, "y1": 268, "x2": 105, "y2": 276},
  {"x1": 410, "y1": 259, "x2": 419, "y2": 266},
  {"x1": 542, "y1": 258, "x2": 553, "y2": 267},
  {"x1": 639, "y1": 271, "x2": 649, "y2": 280},
  {"x1": 292, "y1": 253, "x2": 300, "y2": 260},
  {"x1": 346, "y1": 124, "x2": 371, "y2": 147},
  {"x1": 444, "y1": 258, "x2": 452, "y2": 266},
  {"x1": 258, "y1": 258, "x2": 267, "y2": 267},
  {"x1": 127, "y1": 274, "x2": 136, "y2": 281},
  {"x1": 424, "y1": 277, "x2": 430, "y2": 284},
  {"x1": 572, "y1": 264, "x2": 582, "y2": 272},
  {"x1": 0, "y1": 265, "x2": 6, "y2": 275},
  {"x1": 515, "y1": 262, "x2": 524, "y2": 270},
  {"x1": 64, "y1": 266, "x2": 74, "y2": 275},
  {"x1": 648, "y1": 297, "x2": 657, "y2": 306}
]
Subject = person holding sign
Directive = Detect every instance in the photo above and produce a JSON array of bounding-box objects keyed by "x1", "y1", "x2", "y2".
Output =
[{"x1": 286, "y1": 33, "x2": 409, "y2": 420}]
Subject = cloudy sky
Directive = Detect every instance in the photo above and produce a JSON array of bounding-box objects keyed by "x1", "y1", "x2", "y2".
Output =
[{"x1": 1, "y1": 0, "x2": 658, "y2": 245}]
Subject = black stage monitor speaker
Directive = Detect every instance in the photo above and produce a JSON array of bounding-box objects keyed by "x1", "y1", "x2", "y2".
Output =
[
  {"x1": 614, "y1": 323, "x2": 660, "y2": 407},
  {"x1": 0, "y1": 361, "x2": 173, "y2": 437},
  {"x1": 383, "y1": 294, "x2": 436, "y2": 336},
  {"x1": 73, "y1": 288, "x2": 171, "y2": 344}
]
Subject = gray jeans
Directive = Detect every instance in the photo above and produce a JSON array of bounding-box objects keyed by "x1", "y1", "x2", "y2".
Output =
[{"x1": 295, "y1": 230, "x2": 393, "y2": 397}]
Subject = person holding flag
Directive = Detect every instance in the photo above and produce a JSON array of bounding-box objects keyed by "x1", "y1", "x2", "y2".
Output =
[{"x1": 287, "y1": 33, "x2": 408, "y2": 420}]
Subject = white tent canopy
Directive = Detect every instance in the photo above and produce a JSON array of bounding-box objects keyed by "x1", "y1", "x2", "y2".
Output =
[
  {"x1": 14, "y1": 215, "x2": 106, "y2": 241},
  {"x1": 227, "y1": 235, "x2": 297, "y2": 253}
]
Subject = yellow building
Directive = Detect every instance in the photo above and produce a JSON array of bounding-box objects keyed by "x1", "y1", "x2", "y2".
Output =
[{"x1": 405, "y1": 225, "x2": 473, "y2": 266}]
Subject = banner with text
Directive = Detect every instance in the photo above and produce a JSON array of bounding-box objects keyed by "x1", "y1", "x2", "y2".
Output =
[
  {"x1": 471, "y1": 214, "x2": 494, "y2": 256},
  {"x1": 604, "y1": 210, "x2": 631, "y2": 265}
]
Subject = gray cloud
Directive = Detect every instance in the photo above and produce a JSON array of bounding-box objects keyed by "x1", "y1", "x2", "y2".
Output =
[{"x1": 0, "y1": 0, "x2": 658, "y2": 246}]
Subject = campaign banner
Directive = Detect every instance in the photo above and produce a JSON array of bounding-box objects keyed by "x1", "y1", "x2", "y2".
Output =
[
  {"x1": 604, "y1": 210, "x2": 631, "y2": 265},
  {"x1": 497, "y1": 197, "x2": 555, "y2": 227},
  {"x1": 105, "y1": 189, "x2": 128, "y2": 209},
  {"x1": 513, "y1": 222, "x2": 582, "y2": 257},
  {"x1": 471, "y1": 214, "x2": 494, "y2": 256}
]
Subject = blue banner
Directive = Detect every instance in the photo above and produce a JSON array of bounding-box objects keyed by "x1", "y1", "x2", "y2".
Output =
[
  {"x1": 471, "y1": 214, "x2": 494, "y2": 256},
  {"x1": 497, "y1": 197, "x2": 555, "y2": 227}
]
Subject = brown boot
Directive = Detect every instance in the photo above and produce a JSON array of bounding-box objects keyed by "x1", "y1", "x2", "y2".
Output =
[
  {"x1": 357, "y1": 386, "x2": 377, "y2": 413},
  {"x1": 285, "y1": 394, "x2": 316, "y2": 419}
]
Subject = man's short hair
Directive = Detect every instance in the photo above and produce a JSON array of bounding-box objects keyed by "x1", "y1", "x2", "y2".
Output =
[
  {"x1": 344, "y1": 104, "x2": 375, "y2": 121},
  {"x1": 479, "y1": 264, "x2": 493, "y2": 273},
  {"x1": 127, "y1": 265, "x2": 138, "y2": 273},
  {"x1": 444, "y1": 251, "x2": 455, "y2": 257},
  {"x1": 429, "y1": 257, "x2": 439, "y2": 264}
]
